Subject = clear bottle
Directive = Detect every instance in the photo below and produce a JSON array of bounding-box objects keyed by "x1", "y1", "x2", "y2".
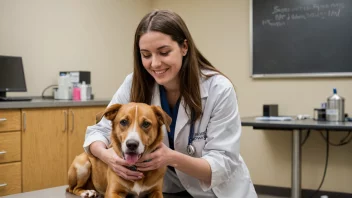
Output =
[{"x1": 86, "y1": 84, "x2": 92, "y2": 100}]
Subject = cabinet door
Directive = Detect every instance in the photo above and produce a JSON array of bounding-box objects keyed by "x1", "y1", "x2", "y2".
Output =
[
  {"x1": 22, "y1": 108, "x2": 68, "y2": 192},
  {"x1": 68, "y1": 106, "x2": 105, "y2": 166}
]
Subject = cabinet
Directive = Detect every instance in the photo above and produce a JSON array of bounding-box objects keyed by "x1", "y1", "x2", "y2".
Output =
[
  {"x1": 0, "y1": 110, "x2": 22, "y2": 196},
  {"x1": 22, "y1": 108, "x2": 68, "y2": 192},
  {"x1": 21, "y1": 106, "x2": 105, "y2": 192},
  {"x1": 67, "y1": 107, "x2": 105, "y2": 168}
]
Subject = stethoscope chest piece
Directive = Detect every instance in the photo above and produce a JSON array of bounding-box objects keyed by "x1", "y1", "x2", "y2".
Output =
[{"x1": 187, "y1": 144, "x2": 196, "y2": 156}]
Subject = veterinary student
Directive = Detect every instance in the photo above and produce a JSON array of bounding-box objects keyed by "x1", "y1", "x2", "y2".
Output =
[{"x1": 83, "y1": 9, "x2": 257, "y2": 198}]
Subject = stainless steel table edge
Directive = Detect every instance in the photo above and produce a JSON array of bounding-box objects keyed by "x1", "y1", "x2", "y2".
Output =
[{"x1": 241, "y1": 116, "x2": 352, "y2": 198}]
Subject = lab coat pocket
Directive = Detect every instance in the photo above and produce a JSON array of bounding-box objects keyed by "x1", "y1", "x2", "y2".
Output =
[
  {"x1": 193, "y1": 138, "x2": 206, "y2": 157},
  {"x1": 192, "y1": 121, "x2": 208, "y2": 156},
  {"x1": 192, "y1": 131, "x2": 207, "y2": 156}
]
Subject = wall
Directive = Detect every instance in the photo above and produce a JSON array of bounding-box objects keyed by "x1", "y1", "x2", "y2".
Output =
[
  {"x1": 0, "y1": 0, "x2": 151, "y2": 98},
  {"x1": 152, "y1": 0, "x2": 352, "y2": 194},
  {"x1": 1, "y1": 0, "x2": 351, "y2": 194}
]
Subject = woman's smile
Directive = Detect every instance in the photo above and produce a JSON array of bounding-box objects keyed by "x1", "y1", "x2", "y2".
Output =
[
  {"x1": 152, "y1": 69, "x2": 170, "y2": 79},
  {"x1": 153, "y1": 69, "x2": 168, "y2": 75}
]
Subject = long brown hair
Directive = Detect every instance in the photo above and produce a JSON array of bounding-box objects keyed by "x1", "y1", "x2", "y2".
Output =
[{"x1": 131, "y1": 10, "x2": 224, "y2": 121}]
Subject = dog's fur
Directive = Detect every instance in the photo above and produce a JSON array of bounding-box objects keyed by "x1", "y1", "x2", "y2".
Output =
[{"x1": 66, "y1": 103, "x2": 172, "y2": 198}]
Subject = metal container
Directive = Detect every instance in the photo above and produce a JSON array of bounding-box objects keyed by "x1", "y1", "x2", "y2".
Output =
[
  {"x1": 326, "y1": 88, "x2": 345, "y2": 122},
  {"x1": 313, "y1": 108, "x2": 326, "y2": 121}
]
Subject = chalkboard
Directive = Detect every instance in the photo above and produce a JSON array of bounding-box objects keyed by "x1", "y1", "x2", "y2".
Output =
[{"x1": 251, "y1": 0, "x2": 352, "y2": 78}]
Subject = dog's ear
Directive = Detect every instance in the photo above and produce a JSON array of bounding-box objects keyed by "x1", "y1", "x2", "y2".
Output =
[
  {"x1": 152, "y1": 105, "x2": 172, "y2": 132},
  {"x1": 95, "y1": 111, "x2": 104, "y2": 123},
  {"x1": 103, "y1": 104, "x2": 122, "y2": 121}
]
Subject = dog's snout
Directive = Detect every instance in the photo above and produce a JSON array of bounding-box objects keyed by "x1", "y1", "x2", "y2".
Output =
[{"x1": 126, "y1": 140, "x2": 139, "y2": 151}]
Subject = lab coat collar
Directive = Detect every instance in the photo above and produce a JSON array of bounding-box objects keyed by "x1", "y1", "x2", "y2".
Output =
[
  {"x1": 200, "y1": 73, "x2": 208, "y2": 99},
  {"x1": 200, "y1": 69, "x2": 218, "y2": 99},
  {"x1": 151, "y1": 82, "x2": 161, "y2": 107}
]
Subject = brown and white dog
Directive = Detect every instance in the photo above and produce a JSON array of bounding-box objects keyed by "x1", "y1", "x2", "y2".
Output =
[{"x1": 66, "y1": 103, "x2": 172, "y2": 198}]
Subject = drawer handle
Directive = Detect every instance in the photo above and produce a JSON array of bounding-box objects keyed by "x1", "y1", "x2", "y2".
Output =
[
  {"x1": 0, "y1": 150, "x2": 6, "y2": 155},
  {"x1": 63, "y1": 110, "x2": 67, "y2": 132},
  {"x1": 0, "y1": 118, "x2": 7, "y2": 122},
  {"x1": 70, "y1": 110, "x2": 75, "y2": 132},
  {"x1": 0, "y1": 183, "x2": 7, "y2": 187},
  {"x1": 23, "y1": 112, "x2": 26, "y2": 131}
]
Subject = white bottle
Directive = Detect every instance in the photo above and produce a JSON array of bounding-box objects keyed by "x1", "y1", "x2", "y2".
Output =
[
  {"x1": 80, "y1": 81, "x2": 88, "y2": 101},
  {"x1": 58, "y1": 74, "x2": 71, "y2": 100}
]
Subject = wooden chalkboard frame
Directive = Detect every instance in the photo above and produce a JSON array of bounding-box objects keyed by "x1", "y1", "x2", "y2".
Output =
[{"x1": 250, "y1": 0, "x2": 352, "y2": 78}]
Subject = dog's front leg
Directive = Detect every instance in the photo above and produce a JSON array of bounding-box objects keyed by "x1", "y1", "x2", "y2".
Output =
[
  {"x1": 105, "y1": 169, "x2": 129, "y2": 198},
  {"x1": 105, "y1": 191, "x2": 127, "y2": 198},
  {"x1": 148, "y1": 189, "x2": 163, "y2": 198},
  {"x1": 105, "y1": 184, "x2": 128, "y2": 198}
]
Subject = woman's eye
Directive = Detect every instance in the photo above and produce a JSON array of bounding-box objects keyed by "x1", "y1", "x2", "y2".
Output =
[
  {"x1": 142, "y1": 121, "x2": 151, "y2": 128},
  {"x1": 160, "y1": 52, "x2": 169, "y2": 56},
  {"x1": 120, "y1": 119, "x2": 128, "y2": 126},
  {"x1": 141, "y1": 54, "x2": 151, "y2": 58}
]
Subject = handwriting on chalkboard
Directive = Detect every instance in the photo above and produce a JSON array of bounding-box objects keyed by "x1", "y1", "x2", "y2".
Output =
[{"x1": 262, "y1": 3, "x2": 345, "y2": 27}]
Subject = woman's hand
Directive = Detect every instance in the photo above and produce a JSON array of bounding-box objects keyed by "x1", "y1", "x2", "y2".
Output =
[
  {"x1": 136, "y1": 143, "x2": 175, "y2": 171},
  {"x1": 100, "y1": 148, "x2": 144, "y2": 181}
]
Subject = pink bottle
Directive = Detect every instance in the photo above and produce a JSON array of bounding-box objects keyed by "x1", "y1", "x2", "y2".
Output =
[{"x1": 73, "y1": 86, "x2": 81, "y2": 101}]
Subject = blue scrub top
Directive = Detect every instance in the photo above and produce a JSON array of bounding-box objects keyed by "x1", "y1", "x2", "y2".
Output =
[{"x1": 159, "y1": 85, "x2": 181, "y2": 150}]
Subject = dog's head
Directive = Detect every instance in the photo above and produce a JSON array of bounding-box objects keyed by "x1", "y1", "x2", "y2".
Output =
[{"x1": 103, "y1": 103, "x2": 171, "y2": 165}]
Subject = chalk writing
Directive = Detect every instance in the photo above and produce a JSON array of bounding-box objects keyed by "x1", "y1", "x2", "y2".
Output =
[
  {"x1": 262, "y1": 20, "x2": 286, "y2": 27},
  {"x1": 262, "y1": 3, "x2": 344, "y2": 27}
]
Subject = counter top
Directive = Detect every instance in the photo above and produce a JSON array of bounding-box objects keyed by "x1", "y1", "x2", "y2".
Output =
[
  {"x1": 241, "y1": 116, "x2": 352, "y2": 131},
  {"x1": 0, "y1": 98, "x2": 110, "y2": 109},
  {"x1": 3, "y1": 185, "x2": 187, "y2": 198}
]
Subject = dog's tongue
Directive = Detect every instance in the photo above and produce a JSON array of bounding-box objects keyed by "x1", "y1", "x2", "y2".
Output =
[{"x1": 125, "y1": 154, "x2": 139, "y2": 164}]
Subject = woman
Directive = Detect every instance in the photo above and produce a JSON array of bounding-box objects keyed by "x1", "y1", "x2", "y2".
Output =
[{"x1": 84, "y1": 9, "x2": 257, "y2": 198}]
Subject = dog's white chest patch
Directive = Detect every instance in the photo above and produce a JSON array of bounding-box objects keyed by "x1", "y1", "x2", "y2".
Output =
[{"x1": 131, "y1": 183, "x2": 153, "y2": 195}]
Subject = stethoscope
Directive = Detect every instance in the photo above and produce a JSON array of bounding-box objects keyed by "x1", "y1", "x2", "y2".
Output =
[{"x1": 187, "y1": 113, "x2": 196, "y2": 156}]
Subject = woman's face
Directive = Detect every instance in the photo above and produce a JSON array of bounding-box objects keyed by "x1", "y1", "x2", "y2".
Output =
[{"x1": 139, "y1": 31, "x2": 187, "y2": 90}]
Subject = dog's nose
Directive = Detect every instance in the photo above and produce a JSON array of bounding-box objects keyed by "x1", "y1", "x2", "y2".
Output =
[{"x1": 126, "y1": 140, "x2": 139, "y2": 151}]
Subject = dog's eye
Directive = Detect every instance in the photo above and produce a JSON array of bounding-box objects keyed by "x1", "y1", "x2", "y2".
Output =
[
  {"x1": 120, "y1": 119, "x2": 128, "y2": 126},
  {"x1": 142, "y1": 121, "x2": 151, "y2": 128}
]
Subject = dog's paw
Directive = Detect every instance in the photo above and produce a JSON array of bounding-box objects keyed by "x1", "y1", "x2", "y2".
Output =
[{"x1": 80, "y1": 190, "x2": 98, "y2": 198}]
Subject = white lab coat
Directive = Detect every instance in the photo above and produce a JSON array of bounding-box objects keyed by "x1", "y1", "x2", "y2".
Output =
[{"x1": 83, "y1": 71, "x2": 257, "y2": 198}]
